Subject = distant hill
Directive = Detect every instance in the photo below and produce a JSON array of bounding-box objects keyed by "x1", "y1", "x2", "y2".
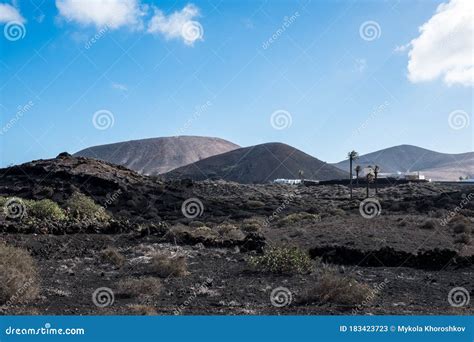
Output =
[
  {"x1": 74, "y1": 136, "x2": 240, "y2": 175},
  {"x1": 333, "y1": 145, "x2": 473, "y2": 181},
  {"x1": 164, "y1": 142, "x2": 349, "y2": 183}
]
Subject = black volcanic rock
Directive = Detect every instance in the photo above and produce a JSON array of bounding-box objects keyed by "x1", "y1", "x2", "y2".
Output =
[
  {"x1": 74, "y1": 136, "x2": 240, "y2": 175},
  {"x1": 164, "y1": 142, "x2": 349, "y2": 183}
]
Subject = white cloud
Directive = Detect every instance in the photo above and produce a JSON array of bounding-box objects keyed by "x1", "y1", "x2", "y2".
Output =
[
  {"x1": 0, "y1": 3, "x2": 25, "y2": 23},
  {"x1": 56, "y1": 0, "x2": 145, "y2": 29},
  {"x1": 147, "y1": 4, "x2": 203, "y2": 45},
  {"x1": 406, "y1": 0, "x2": 473, "y2": 87}
]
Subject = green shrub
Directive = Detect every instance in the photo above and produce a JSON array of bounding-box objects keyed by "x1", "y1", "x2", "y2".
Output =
[
  {"x1": 26, "y1": 199, "x2": 66, "y2": 221},
  {"x1": 0, "y1": 244, "x2": 40, "y2": 305},
  {"x1": 66, "y1": 192, "x2": 110, "y2": 222},
  {"x1": 248, "y1": 246, "x2": 313, "y2": 274}
]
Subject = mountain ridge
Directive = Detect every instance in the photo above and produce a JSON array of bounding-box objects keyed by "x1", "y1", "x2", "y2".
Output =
[
  {"x1": 333, "y1": 144, "x2": 473, "y2": 180},
  {"x1": 164, "y1": 142, "x2": 349, "y2": 183},
  {"x1": 74, "y1": 136, "x2": 240, "y2": 175}
]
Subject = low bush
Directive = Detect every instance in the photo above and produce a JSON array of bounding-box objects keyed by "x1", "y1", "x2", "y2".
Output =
[
  {"x1": 452, "y1": 223, "x2": 471, "y2": 234},
  {"x1": 117, "y1": 277, "x2": 162, "y2": 298},
  {"x1": 454, "y1": 233, "x2": 471, "y2": 245},
  {"x1": 26, "y1": 199, "x2": 66, "y2": 221},
  {"x1": 66, "y1": 192, "x2": 110, "y2": 222},
  {"x1": 188, "y1": 221, "x2": 205, "y2": 228},
  {"x1": 246, "y1": 200, "x2": 265, "y2": 208},
  {"x1": 278, "y1": 212, "x2": 320, "y2": 227},
  {"x1": 216, "y1": 223, "x2": 245, "y2": 240},
  {"x1": 241, "y1": 218, "x2": 262, "y2": 233},
  {"x1": 151, "y1": 254, "x2": 188, "y2": 277},
  {"x1": 101, "y1": 247, "x2": 125, "y2": 267},
  {"x1": 301, "y1": 272, "x2": 373, "y2": 306},
  {"x1": 127, "y1": 304, "x2": 157, "y2": 315},
  {"x1": 248, "y1": 246, "x2": 313, "y2": 274},
  {"x1": 419, "y1": 219, "x2": 436, "y2": 230},
  {"x1": 0, "y1": 244, "x2": 39, "y2": 305}
]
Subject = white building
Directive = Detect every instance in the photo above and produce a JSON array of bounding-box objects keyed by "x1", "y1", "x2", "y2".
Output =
[{"x1": 273, "y1": 179, "x2": 302, "y2": 185}]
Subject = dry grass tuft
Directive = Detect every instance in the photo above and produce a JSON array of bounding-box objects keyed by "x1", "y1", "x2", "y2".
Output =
[
  {"x1": 101, "y1": 247, "x2": 125, "y2": 267},
  {"x1": 301, "y1": 271, "x2": 373, "y2": 306},
  {"x1": 127, "y1": 304, "x2": 157, "y2": 315},
  {"x1": 151, "y1": 254, "x2": 188, "y2": 277},
  {"x1": 117, "y1": 277, "x2": 162, "y2": 298},
  {"x1": 0, "y1": 244, "x2": 40, "y2": 305}
]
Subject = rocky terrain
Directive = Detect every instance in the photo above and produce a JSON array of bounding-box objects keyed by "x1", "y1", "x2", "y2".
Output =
[{"x1": 0, "y1": 154, "x2": 472, "y2": 315}]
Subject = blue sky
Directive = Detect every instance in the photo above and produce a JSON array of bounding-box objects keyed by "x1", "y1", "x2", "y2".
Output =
[{"x1": 0, "y1": 0, "x2": 472, "y2": 167}]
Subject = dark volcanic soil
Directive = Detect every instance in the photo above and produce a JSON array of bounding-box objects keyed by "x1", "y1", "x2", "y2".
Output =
[{"x1": 0, "y1": 154, "x2": 473, "y2": 315}]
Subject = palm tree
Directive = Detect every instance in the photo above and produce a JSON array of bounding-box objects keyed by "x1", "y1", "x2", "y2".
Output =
[
  {"x1": 347, "y1": 150, "x2": 359, "y2": 199},
  {"x1": 366, "y1": 166, "x2": 374, "y2": 198},
  {"x1": 374, "y1": 165, "x2": 380, "y2": 194},
  {"x1": 355, "y1": 165, "x2": 361, "y2": 187}
]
